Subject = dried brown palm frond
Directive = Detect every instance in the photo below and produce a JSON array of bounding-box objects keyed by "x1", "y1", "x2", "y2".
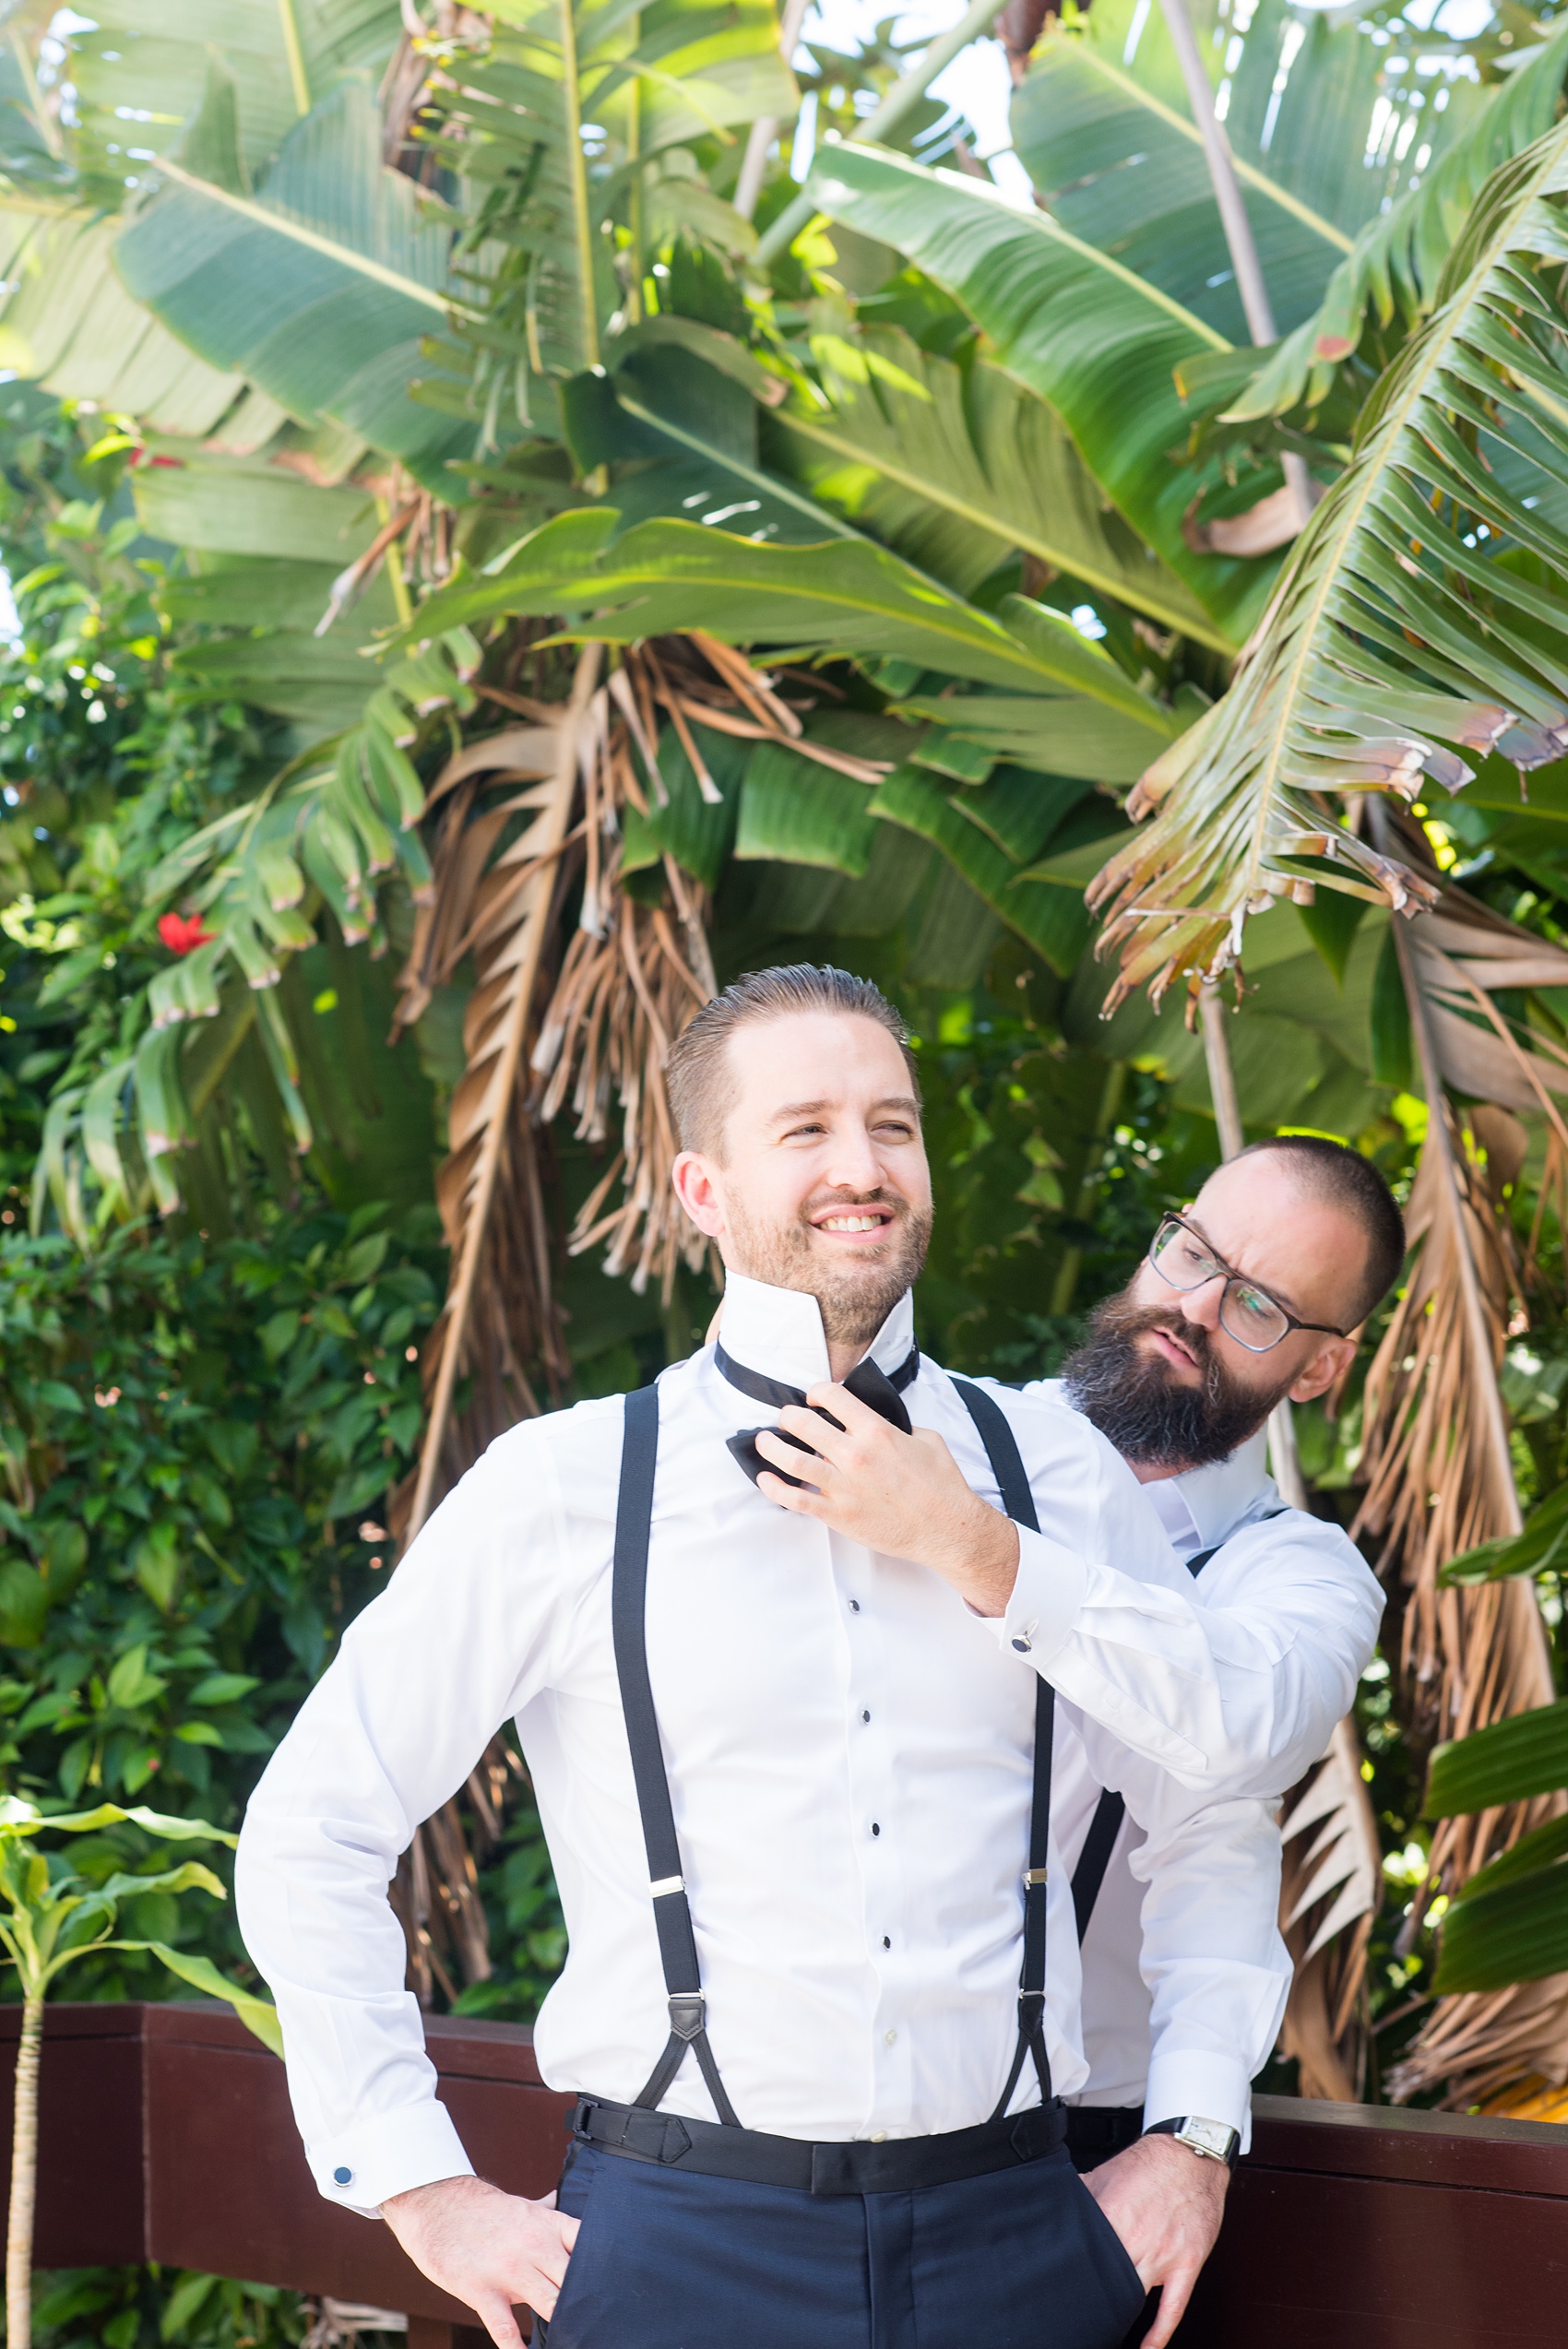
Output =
[
  {"x1": 1352, "y1": 820, "x2": 1568, "y2": 2104},
  {"x1": 398, "y1": 648, "x2": 599, "y2": 1540},
  {"x1": 1276, "y1": 1720, "x2": 1383, "y2": 2101},
  {"x1": 385, "y1": 631, "x2": 807, "y2": 1998}
]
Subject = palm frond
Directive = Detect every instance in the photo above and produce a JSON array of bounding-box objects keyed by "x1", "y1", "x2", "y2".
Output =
[
  {"x1": 1088, "y1": 112, "x2": 1568, "y2": 1014},
  {"x1": 1277, "y1": 1718, "x2": 1383, "y2": 2101},
  {"x1": 403, "y1": 643, "x2": 600, "y2": 1538}
]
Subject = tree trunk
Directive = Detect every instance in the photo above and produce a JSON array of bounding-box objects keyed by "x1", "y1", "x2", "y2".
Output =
[{"x1": 7, "y1": 1992, "x2": 42, "y2": 2347}]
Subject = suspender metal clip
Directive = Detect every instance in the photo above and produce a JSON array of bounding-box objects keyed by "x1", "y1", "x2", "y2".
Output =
[{"x1": 668, "y1": 1992, "x2": 707, "y2": 2041}]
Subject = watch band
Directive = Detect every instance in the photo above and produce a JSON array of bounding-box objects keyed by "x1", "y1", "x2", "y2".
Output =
[{"x1": 1144, "y1": 2115, "x2": 1240, "y2": 2169}]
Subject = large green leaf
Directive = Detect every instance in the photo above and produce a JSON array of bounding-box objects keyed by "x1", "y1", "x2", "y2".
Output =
[
  {"x1": 1426, "y1": 1696, "x2": 1568, "y2": 1818},
  {"x1": 1433, "y1": 1857, "x2": 1568, "y2": 1994},
  {"x1": 408, "y1": 508, "x2": 1182, "y2": 778},
  {"x1": 1441, "y1": 1477, "x2": 1568, "y2": 1588},
  {"x1": 766, "y1": 323, "x2": 1224, "y2": 646},
  {"x1": 115, "y1": 77, "x2": 471, "y2": 482},
  {"x1": 65, "y1": 0, "x2": 404, "y2": 195},
  {"x1": 0, "y1": 210, "x2": 246, "y2": 434},
  {"x1": 806, "y1": 142, "x2": 1268, "y2": 648},
  {"x1": 1088, "y1": 115, "x2": 1568, "y2": 1013},
  {"x1": 434, "y1": 0, "x2": 795, "y2": 435},
  {"x1": 1013, "y1": 0, "x2": 1492, "y2": 346},
  {"x1": 1236, "y1": 22, "x2": 1568, "y2": 420}
]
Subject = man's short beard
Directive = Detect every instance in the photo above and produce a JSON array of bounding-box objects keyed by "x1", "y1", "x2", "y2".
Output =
[
  {"x1": 725, "y1": 1187, "x2": 932, "y2": 1352},
  {"x1": 1062, "y1": 1291, "x2": 1294, "y2": 1470}
]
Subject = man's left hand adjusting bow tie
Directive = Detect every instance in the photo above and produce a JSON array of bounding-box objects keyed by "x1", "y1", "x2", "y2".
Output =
[{"x1": 718, "y1": 1343, "x2": 921, "y2": 1489}]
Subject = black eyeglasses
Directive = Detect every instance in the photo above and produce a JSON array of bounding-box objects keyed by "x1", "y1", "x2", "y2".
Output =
[{"x1": 1147, "y1": 1214, "x2": 1348, "y2": 1355}]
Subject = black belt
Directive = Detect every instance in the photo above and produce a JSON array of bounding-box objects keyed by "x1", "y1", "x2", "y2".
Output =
[
  {"x1": 1063, "y1": 2104, "x2": 1144, "y2": 2163},
  {"x1": 573, "y1": 2093, "x2": 1067, "y2": 2195}
]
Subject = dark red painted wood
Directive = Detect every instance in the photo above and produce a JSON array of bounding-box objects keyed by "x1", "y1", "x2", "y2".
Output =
[
  {"x1": 7, "y1": 2010, "x2": 1568, "y2": 2346},
  {"x1": 0, "y1": 2003, "x2": 144, "y2": 2268}
]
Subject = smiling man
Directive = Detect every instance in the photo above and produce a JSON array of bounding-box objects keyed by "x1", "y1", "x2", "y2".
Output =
[{"x1": 237, "y1": 964, "x2": 1296, "y2": 2349}]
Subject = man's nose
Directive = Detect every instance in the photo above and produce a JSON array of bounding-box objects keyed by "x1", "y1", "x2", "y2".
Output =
[
  {"x1": 1179, "y1": 1275, "x2": 1226, "y2": 1332},
  {"x1": 825, "y1": 1131, "x2": 885, "y2": 1192}
]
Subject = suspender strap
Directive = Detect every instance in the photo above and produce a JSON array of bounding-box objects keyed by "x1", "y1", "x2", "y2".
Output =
[
  {"x1": 1069, "y1": 1532, "x2": 1237, "y2": 1944},
  {"x1": 612, "y1": 1384, "x2": 741, "y2": 2127},
  {"x1": 947, "y1": 1377, "x2": 1054, "y2": 2123}
]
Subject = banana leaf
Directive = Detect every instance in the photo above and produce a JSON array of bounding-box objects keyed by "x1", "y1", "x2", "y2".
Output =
[
  {"x1": 1235, "y1": 20, "x2": 1568, "y2": 420},
  {"x1": 1088, "y1": 113, "x2": 1568, "y2": 1012},
  {"x1": 805, "y1": 141, "x2": 1269, "y2": 648},
  {"x1": 115, "y1": 75, "x2": 471, "y2": 483},
  {"x1": 0, "y1": 210, "x2": 246, "y2": 434},
  {"x1": 1014, "y1": 0, "x2": 1493, "y2": 346},
  {"x1": 408, "y1": 508, "x2": 1182, "y2": 781},
  {"x1": 766, "y1": 323, "x2": 1223, "y2": 645},
  {"x1": 65, "y1": 0, "x2": 403, "y2": 195}
]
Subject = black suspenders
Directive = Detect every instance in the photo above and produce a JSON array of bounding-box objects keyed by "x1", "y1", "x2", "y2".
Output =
[
  {"x1": 612, "y1": 1382, "x2": 742, "y2": 2125},
  {"x1": 946, "y1": 1377, "x2": 1055, "y2": 2125},
  {"x1": 1068, "y1": 1509, "x2": 1287, "y2": 1943},
  {"x1": 610, "y1": 1372, "x2": 1058, "y2": 2131}
]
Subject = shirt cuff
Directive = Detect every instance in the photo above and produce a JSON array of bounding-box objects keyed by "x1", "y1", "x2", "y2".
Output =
[
  {"x1": 306, "y1": 2095, "x2": 475, "y2": 2218},
  {"x1": 1142, "y1": 2051, "x2": 1253, "y2": 2153},
  {"x1": 980, "y1": 1526, "x2": 1088, "y2": 1663}
]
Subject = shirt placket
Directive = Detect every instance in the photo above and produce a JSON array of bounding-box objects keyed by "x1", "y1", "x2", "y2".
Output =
[{"x1": 832, "y1": 1527, "x2": 913, "y2": 2138}]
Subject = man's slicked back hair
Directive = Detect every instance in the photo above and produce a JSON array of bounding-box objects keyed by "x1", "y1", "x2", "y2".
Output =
[
  {"x1": 667, "y1": 964, "x2": 920, "y2": 1158},
  {"x1": 1234, "y1": 1134, "x2": 1406, "y2": 1326}
]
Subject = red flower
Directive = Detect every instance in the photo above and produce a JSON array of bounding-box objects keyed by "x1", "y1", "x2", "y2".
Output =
[{"x1": 157, "y1": 911, "x2": 214, "y2": 956}]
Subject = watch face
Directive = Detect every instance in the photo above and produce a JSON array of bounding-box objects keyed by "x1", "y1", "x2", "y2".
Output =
[{"x1": 1179, "y1": 2118, "x2": 1236, "y2": 2160}]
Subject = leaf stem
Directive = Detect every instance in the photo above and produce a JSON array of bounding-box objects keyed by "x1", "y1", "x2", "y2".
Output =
[
  {"x1": 559, "y1": 0, "x2": 600, "y2": 373},
  {"x1": 6, "y1": 1992, "x2": 42, "y2": 2349}
]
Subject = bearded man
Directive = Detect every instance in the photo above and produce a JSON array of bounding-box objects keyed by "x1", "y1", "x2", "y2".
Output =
[
  {"x1": 771, "y1": 1138, "x2": 1393, "y2": 2344},
  {"x1": 237, "y1": 966, "x2": 1303, "y2": 2349}
]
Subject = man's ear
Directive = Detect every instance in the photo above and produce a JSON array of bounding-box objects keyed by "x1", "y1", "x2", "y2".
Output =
[
  {"x1": 1288, "y1": 1334, "x2": 1357, "y2": 1406},
  {"x1": 671, "y1": 1148, "x2": 726, "y2": 1240}
]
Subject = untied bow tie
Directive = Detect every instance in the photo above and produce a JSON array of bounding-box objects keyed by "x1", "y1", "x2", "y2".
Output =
[{"x1": 717, "y1": 1341, "x2": 921, "y2": 1489}]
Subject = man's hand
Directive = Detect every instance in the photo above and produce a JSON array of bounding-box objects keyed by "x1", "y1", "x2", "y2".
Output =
[
  {"x1": 1081, "y1": 2134, "x2": 1229, "y2": 2349},
  {"x1": 380, "y1": 2174, "x2": 579, "y2": 2348},
  {"x1": 754, "y1": 1384, "x2": 1020, "y2": 1615}
]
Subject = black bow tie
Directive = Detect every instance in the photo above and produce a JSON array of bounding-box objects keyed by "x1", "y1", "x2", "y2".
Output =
[{"x1": 718, "y1": 1341, "x2": 921, "y2": 1490}]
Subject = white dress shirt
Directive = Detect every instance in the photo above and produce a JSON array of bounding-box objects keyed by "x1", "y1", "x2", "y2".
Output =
[
  {"x1": 1019, "y1": 1381, "x2": 1384, "y2": 2134},
  {"x1": 236, "y1": 1277, "x2": 1289, "y2": 2214}
]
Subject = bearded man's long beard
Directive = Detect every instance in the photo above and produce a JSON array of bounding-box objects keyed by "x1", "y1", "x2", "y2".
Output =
[
  {"x1": 1062, "y1": 1292, "x2": 1294, "y2": 1471},
  {"x1": 726, "y1": 1189, "x2": 932, "y2": 1350}
]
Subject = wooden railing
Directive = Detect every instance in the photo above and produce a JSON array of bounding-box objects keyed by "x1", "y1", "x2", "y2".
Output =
[{"x1": 6, "y1": 2002, "x2": 1567, "y2": 2346}]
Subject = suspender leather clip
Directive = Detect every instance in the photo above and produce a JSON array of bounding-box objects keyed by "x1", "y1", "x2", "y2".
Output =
[{"x1": 668, "y1": 1992, "x2": 707, "y2": 2041}]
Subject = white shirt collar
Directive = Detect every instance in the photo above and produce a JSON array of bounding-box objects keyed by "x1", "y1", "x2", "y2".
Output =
[
  {"x1": 716, "y1": 1271, "x2": 916, "y2": 1393},
  {"x1": 1164, "y1": 1426, "x2": 1277, "y2": 1548}
]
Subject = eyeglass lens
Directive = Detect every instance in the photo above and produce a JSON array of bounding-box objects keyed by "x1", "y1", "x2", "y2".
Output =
[{"x1": 1150, "y1": 1220, "x2": 1288, "y2": 1350}]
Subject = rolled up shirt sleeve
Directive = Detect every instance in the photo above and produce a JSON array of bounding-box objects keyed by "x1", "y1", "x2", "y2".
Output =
[
  {"x1": 969, "y1": 1383, "x2": 1384, "y2": 1795},
  {"x1": 235, "y1": 1412, "x2": 598, "y2": 2215}
]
